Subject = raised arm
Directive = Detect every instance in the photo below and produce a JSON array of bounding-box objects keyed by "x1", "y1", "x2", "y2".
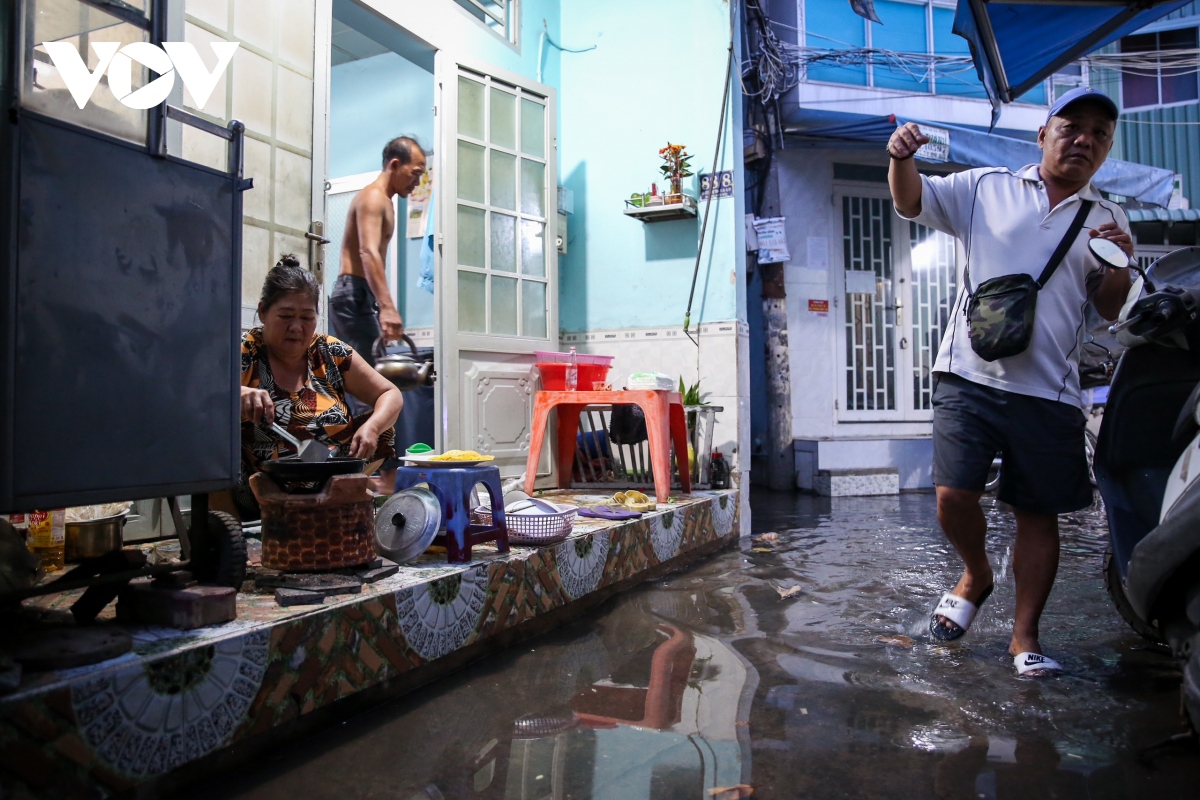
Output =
[
  {"x1": 888, "y1": 123, "x2": 930, "y2": 218},
  {"x1": 356, "y1": 192, "x2": 404, "y2": 340}
]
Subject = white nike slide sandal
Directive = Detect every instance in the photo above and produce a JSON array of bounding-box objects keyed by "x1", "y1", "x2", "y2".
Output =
[
  {"x1": 929, "y1": 584, "x2": 993, "y2": 642},
  {"x1": 1013, "y1": 652, "x2": 1063, "y2": 677}
]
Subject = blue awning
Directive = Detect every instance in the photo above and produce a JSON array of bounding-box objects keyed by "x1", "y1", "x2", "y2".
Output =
[
  {"x1": 953, "y1": 0, "x2": 1189, "y2": 116},
  {"x1": 785, "y1": 109, "x2": 1176, "y2": 206}
]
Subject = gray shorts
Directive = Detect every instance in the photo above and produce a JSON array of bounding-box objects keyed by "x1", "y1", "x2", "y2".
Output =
[
  {"x1": 329, "y1": 274, "x2": 380, "y2": 417},
  {"x1": 932, "y1": 372, "x2": 1092, "y2": 514}
]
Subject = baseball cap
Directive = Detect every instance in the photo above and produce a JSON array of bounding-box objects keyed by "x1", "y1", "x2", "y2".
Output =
[{"x1": 1046, "y1": 87, "x2": 1119, "y2": 124}]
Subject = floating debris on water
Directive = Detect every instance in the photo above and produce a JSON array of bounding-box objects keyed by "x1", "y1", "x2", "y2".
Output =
[
  {"x1": 775, "y1": 584, "x2": 803, "y2": 599},
  {"x1": 876, "y1": 635, "x2": 915, "y2": 648}
]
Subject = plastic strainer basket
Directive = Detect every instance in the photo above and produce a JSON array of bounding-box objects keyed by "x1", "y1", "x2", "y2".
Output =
[{"x1": 474, "y1": 505, "x2": 577, "y2": 545}]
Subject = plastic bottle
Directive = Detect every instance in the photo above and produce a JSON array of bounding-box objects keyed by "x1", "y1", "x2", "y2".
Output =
[
  {"x1": 27, "y1": 509, "x2": 65, "y2": 571},
  {"x1": 566, "y1": 347, "x2": 579, "y2": 391},
  {"x1": 2, "y1": 513, "x2": 29, "y2": 544},
  {"x1": 709, "y1": 451, "x2": 731, "y2": 489}
]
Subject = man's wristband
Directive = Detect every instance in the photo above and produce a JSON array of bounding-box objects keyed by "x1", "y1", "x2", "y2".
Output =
[{"x1": 887, "y1": 145, "x2": 914, "y2": 161}]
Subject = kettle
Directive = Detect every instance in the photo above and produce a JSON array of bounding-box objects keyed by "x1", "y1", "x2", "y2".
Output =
[{"x1": 373, "y1": 335, "x2": 435, "y2": 391}]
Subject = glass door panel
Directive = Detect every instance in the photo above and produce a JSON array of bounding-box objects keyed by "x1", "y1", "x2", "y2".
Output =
[{"x1": 450, "y1": 69, "x2": 549, "y2": 338}]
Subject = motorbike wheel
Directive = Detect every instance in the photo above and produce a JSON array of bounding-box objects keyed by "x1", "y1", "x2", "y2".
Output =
[
  {"x1": 1104, "y1": 546, "x2": 1164, "y2": 643},
  {"x1": 1085, "y1": 429, "x2": 1099, "y2": 488},
  {"x1": 189, "y1": 511, "x2": 248, "y2": 589},
  {"x1": 1184, "y1": 633, "x2": 1200, "y2": 733}
]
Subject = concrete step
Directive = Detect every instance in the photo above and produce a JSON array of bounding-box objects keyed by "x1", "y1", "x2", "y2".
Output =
[{"x1": 816, "y1": 468, "x2": 900, "y2": 497}]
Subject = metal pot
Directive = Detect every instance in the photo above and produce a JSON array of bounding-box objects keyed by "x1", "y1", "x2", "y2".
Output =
[
  {"x1": 65, "y1": 513, "x2": 127, "y2": 562},
  {"x1": 373, "y1": 335, "x2": 435, "y2": 391}
]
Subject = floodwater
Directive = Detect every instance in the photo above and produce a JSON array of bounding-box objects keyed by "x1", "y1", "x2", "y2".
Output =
[{"x1": 196, "y1": 490, "x2": 1200, "y2": 799}]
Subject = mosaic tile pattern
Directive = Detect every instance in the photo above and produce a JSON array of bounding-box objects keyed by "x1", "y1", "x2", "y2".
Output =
[{"x1": 0, "y1": 491, "x2": 739, "y2": 798}]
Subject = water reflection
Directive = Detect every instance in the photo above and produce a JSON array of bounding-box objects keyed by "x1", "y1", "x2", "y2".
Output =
[{"x1": 197, "y1": 491, "x2": 1200, "y2": 800}]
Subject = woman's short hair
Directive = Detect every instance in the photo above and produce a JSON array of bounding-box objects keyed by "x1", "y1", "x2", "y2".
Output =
[{"x1": 259, "y1": 254, "x2": 320, "y2": 312}]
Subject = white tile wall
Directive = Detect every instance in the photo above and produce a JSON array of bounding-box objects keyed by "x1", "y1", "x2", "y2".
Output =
[
  {"x1": 241, "y1": 136, "x2": 272, "y2": 222},
  {"x1": 561, "y1": 321, "x2": 750, "y2": 477},
  {"x1": 274, "y1": 148, "x2": 313, "y2": 231},
  {"x1": 242, "y1": 224, "x2": 272, "y2": 300},
  {"x1": 184, "y1": 0, "x2": 316, "y2": 315},
  {"x1": 230, "y1": 48, "x2": 274, "y2": 134},
  {"x1": 185, "y1": 0, "x2": 228, "y2": 29}
]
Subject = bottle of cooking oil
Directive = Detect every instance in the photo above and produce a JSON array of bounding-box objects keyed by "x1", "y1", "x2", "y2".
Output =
[
  {"x1": 27, "y1": 510, "x2": 65, "y2": 571},
  {"x1": 2, "y1": 513, "x2": 29, "y2": 544}
]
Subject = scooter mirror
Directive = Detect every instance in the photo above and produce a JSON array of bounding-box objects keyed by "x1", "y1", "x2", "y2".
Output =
[{"x1": 1089, "y1": 237, "x2": 1131, "y2": 269}]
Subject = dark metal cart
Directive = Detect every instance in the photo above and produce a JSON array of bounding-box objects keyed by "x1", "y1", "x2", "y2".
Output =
[{"x1": 0, "y1": 0, "x2": 251, "y2": 616}]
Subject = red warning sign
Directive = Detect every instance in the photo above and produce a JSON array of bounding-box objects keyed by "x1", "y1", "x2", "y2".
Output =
[{"x1": 808, "y1": 299, "x2": 829, "y2": 315}]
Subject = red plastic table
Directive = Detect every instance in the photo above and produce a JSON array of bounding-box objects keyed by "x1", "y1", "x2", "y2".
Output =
[{"x1": 523, "y1": 390, "x2": 692, "y2": 504}]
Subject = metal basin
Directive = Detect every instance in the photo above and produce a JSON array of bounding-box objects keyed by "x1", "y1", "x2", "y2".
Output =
[{"x1": 65, "y1": 513, "x2": 128, "y2": 562}]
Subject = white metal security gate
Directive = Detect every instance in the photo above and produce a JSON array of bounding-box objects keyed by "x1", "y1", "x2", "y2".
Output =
[
  {"x1": 836, "y1": 190, "x2": 959, "y2": 422},
  {"x1": 437, "y1": 55, "x2": 558, "y2": 477}
]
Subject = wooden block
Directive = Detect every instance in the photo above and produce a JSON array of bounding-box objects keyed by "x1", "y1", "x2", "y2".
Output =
[
  {"x1": 116, "y1": 580, "x2": 236, "y2": 630},
  {"x1": 356, "y1": 564, "x2": 399, "y2": 583},
  {"x1": 275, "y1": 588, "x2": 326, "y2": 607}
]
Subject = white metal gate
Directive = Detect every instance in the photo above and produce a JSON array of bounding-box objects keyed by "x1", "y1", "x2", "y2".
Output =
[{"x1": 836, "y1": 190, "x2": 959, "y2": 422}]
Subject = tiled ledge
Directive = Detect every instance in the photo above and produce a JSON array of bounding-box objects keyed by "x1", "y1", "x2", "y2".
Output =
[{"x1": 0, "y1": 490, "x2": 740, "y2": 798}]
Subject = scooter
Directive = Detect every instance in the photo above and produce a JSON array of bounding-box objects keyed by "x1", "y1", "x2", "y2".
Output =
[{"x1": 1090, "y1": 240, "x2": 1200, "y2": 730}]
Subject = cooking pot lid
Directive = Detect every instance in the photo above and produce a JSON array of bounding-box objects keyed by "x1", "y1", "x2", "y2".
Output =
[{"x1": 375, "y1": 487, "x2": 441, "y2": 564}]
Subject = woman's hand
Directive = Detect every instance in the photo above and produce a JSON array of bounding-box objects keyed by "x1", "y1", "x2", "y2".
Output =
[
  {"x1": 241, "y1": 386, "x2": 274, "y2": 424},
  {"x1": 348, "y1": 422, "x2": 378, "y2": 460},
  {"x1": 1089, "y1": 221, "x2": 1134, "y2": 259}
]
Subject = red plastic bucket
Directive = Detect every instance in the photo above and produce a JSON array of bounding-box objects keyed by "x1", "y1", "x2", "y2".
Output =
[{"x1": 536, "y1": 363, "x2": 611, "y2": 391}]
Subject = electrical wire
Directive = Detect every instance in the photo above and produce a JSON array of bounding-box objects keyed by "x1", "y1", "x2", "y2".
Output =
[
  {"x1": 683, "y1": 40, "x2": 734, "y2": 347},
  {"x1": 741, "y1": 0, "x2": 1200, "y2": 107}
]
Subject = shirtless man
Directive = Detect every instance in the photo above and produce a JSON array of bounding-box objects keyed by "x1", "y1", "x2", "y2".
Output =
[{"x1": 330, "y1": 135, "x2": 427, "y2": 412}]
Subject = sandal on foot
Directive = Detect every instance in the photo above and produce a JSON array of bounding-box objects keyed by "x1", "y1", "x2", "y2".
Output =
[
  {"x1": 1013, "y1": 652, "x2": 1063, "y2": 677},
  {"x1": 928, "y1": 584, "x2": 994, "y2": 642}
]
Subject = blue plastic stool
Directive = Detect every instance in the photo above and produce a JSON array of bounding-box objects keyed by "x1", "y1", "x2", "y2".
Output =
[{"x1": 393, "y1": 464, "x2": 509, "y2": 563}]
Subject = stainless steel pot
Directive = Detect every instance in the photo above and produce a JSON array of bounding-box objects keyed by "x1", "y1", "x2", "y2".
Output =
[{"x1": 65, "y1": 513, "x2": 127, "y2": 562}]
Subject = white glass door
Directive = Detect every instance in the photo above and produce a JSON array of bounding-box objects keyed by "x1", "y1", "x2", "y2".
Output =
[{"x1": 437, "y1": 55, "x2": 557, "y2": 476}]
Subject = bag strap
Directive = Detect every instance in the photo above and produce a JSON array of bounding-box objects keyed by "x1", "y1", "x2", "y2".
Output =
[{"x1": 1036, "y1": 199, "x2": 1093, "y2": 288}]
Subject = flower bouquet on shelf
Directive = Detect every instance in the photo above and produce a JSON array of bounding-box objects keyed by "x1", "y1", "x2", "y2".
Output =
[{"x1": 659, "y1": 143, "x2": 693, "y2": 205}]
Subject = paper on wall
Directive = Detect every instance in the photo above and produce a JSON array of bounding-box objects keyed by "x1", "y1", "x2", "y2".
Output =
[
  {"x1": 406, "y1": 168, "x2": 434, "y2": 238},
  {"x1": 806, "y1": 236, "x2": 828, "y2": 271},
  {"x1": 754, "y1": 216, "x2": 789, "y2": 264}
]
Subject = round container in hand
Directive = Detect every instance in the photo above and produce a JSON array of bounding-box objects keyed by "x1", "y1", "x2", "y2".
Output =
[{"x1": 65, "y1": 513, "x2": 128, "y2": 562}]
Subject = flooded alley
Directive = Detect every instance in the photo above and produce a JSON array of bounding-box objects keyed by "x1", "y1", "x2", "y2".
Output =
[{"x1": 191, "y1": 490, "x2": 1200, "y2": 799}]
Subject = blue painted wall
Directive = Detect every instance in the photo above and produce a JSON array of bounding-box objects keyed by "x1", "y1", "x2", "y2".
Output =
[
  {"x1": 558, "y1": 0, "x2": 746, "y2": 332},
  {"x1": 329, "y1": 53, "x2": 434, "y2": 178}
]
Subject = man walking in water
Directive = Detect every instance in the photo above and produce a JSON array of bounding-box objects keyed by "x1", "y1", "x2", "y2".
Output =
[
  {"x1": 886, "y1": 88, "x2": 1133, "y2": 676},
  {"x1": 330, "y1": 135, "x2": 427, "y2": 413}
]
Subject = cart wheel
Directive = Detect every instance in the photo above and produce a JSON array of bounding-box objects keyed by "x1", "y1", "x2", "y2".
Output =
[
  {"x1": 190, "y1": 511, "x2": 247, "y2": 589},
  {"x1": 1104, "y1": 546, "x2": 1163, "y2": 644}
]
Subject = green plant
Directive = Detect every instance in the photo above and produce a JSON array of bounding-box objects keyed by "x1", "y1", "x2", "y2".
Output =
[
  {"x1": 658, "y1": 143, "x2": 693, "y2": 191},
  {"x1": 678, "y1": 377, "x2": 709, "y2": 430}
]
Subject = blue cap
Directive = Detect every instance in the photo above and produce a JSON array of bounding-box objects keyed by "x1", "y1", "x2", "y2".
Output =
[{"x1": 1046, "y1": 87, "x2": 1119, "y2": 124}]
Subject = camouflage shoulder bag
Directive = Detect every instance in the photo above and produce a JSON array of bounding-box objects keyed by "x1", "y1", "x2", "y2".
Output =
[{"x1": 964, "y1": 199, "x2": 1092, "y2": 362}]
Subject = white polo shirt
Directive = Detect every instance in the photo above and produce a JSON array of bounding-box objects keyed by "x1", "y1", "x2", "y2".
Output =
[{"x1": 901, "y1": 164, "x2": 1128, "y2": 407}]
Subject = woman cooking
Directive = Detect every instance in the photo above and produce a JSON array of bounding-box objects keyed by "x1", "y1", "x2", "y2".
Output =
[{"x1": 234, "y1": 256, "x2": 402, "y2": 515}]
